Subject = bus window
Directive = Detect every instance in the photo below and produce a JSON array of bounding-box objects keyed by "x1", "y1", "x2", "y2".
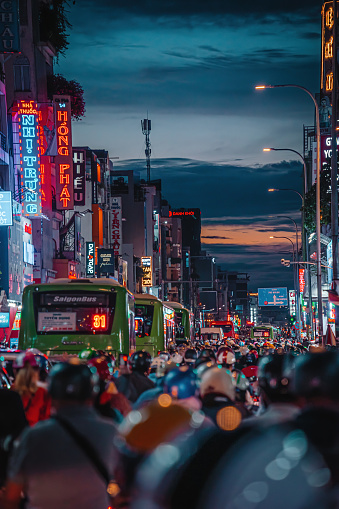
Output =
[
  {"x1": 34, "y1": 292, "x2": 116, "y2": 334},
  {"x1": 135, "y1": 304, "x2": 154, "y2": 338}
]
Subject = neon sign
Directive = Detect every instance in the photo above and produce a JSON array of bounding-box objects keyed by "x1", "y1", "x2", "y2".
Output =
[
  {"x1": 93, "y1": 314, "x2": 106, "y2": 329},
  {"x1": 17, "y1": 100, "x2": 41, "y2": 217},
  {"x1": 141, "y1": 256, "x2": 152, "y2": 287},
  {"x1": 86, "y1": 242, "x2": 95, "y2": 277},
  {"x1": 54, "y1": 95, "x2": 74, "y2": 210}
]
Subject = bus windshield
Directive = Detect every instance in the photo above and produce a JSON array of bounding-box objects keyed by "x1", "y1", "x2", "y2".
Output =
[
  {"x1": 34, "y1": 291, "x2": 116, "y2": 334},
  {"x1": 135, "y1": 304, "x2": 154, "y2": 337}
]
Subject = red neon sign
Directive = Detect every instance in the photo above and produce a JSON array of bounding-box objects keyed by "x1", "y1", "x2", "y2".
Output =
[
  {"x1": 54, "y1": 96, "x2": 74, "y2": 210},
  {"x1": 93, "y1": 314, "x2": 106, "y2": 329},
  {"x1": 24, "y1": 224, "x2": 32, "y2": 234}
]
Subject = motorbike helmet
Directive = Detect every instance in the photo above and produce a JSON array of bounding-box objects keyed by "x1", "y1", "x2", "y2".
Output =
[
  {"x1": 87, "y1": 355, "x2": 114, "y2": 381},
  {"x1": 217, "y1": 350, "x2": 236, "y2": 366},
  {"x1": 48, "y1": 363, "x2": 99, "y2": 401},
  {"x1": 167, "y1": 342, "x2": 177, "y2": 354},
  {"x1": 200, "y1": 366, "x2": 235, "y2": 401},
  {"x1": 159, "y1": 351, "x2": 171, "y2": 361},
  {"x1": 13, "y1": 351, "x2": 39, "y2": 370},
  {"x1": 151, "y1": 357, "x2": 166, "y2": 377},
  {"x1": 257, "y1": 353, "x2": 294, "y2": 403},
  {"x1": 78, "y1": 347, "x2": 98, "y2": 361},
  {"x1": 163, "y1": 366, "x2": 197, "y2": 399},
  {"x1": 184, "y1": 348, "x2": 198, "y2": 365},
  {"x1": 241, "y1": 365, "x2": 258, "y2": 381},
  {"x1": 130, "y1": 350, "x2": 152, "y2": 374},
  {"x1": 198, "y1": 348, "x2": 217, "y2": 362},
  {"x1": 291, "y1": 351, "x2": 339, "y2": 400},
  {"x1": 25, "y1": 348, "x2": 50, "y2": 380}
]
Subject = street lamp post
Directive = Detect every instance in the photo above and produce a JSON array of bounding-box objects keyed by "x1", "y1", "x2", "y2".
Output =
[
  {"x1": 257, "y1": 83, "x2": 323, "y2": 341},
  {"x1": 270, "y1": 235, "x2": 300, "y2": 337}
]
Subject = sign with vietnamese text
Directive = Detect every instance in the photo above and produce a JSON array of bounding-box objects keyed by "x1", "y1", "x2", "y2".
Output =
[
  {"x1": 73, "y1": 150, "x2": 86, "y2": 206},
  {"x1": 37, "y1": 312, "x2": 76, "y2": 332},
  {"x1": 0, "y1": 312, "x2": 9, "y2": 328},
  {"x1": 141, "y1": 256, "x2": 152, "y2": 287},
  {"x1": 86, "y1": 241, "x2": 95, "y2": 278},
  {"x1": 54, "y1": 96, "x2": 73, "y2": 210},
  {"x1": 0, "y1": 0, "x2": 20, "y2": 53},
  {"x1": 258, "y1": 287, "x2": 288, "y2": 307},
  {"x1": 299, "y1": 269, "x2": 305, "y2": 293},
  {"x1": 17, "y1": 100, "x2": 41, "y2": 217},
  {"x1": 0, "y1": 191, "x2": 12, "y2": 226},
  {"x1": 289, "y1": 290, "x2": 296, "y2": 316},
  {"x1": 110, "y1": 197, "x2": 122, "y2": 256}
]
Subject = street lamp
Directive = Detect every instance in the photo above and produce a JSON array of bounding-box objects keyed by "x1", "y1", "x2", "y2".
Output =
[
  {"x1": 268, "y1": 188, "x2": 303, "y2": 201},
  {"x1": 257, "y1": 83, "x2": 323, "y2": 341}
]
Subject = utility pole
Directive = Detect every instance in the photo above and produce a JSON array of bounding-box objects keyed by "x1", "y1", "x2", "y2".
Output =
[
  {"x1": 141, "y1": 116, "x2": 151, "y2": 182},
  {"x1": 332, "y1": 0, "x2": 339, "y2": 294}
]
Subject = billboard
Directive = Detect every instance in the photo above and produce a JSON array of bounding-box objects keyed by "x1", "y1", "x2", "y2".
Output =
[
  {"x1": 0, "y1": 191, "x2": 12, "y2": 226},
  {"x1": 54, "y1": 95, "x2": 73, "y2": 210},
  {"x1": 141, "y1": 256, "x2": 152, "y2": 287},
  {"x1": 86, "y1": 242, "x2": 95, "y2": 278},
  {"x1": 110, "y1": 197, "x2": 122, "y2": 256},
  {"x1": 258, "y1": 287, "x2": 288, "y2": 307},
  {"x1": 17, "y1": 100, "x2": 41, "y2": 217},
  {"x1": 289, "y1": 290, "x2": 296, "y2": 316},
  {"x1": 98, "y1": 249, "x2": 115, "y2": 276}
]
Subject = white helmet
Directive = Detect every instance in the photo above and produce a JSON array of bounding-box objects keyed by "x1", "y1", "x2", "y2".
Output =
[{"x1": 200, "y1": 366, "x2": 235, "y2": 401}]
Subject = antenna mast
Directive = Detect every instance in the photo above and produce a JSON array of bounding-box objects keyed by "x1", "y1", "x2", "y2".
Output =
[{"x1": 141, "y1": 115, "x2": 151, "y2": 182}]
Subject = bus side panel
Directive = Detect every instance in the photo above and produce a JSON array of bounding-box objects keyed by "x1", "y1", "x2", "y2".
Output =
[{"x1": 135, "y1": 301, "x2": 164, "y2": 356}]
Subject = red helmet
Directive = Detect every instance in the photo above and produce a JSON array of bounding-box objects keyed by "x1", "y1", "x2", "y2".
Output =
[
  {"x1": 242, "y1": 365, "x2": 258, "y2": 380},
  {"x1": 249, "y1": 349, "x2": 259, "y2": 360},
  {"x1": 87, "y1": 356, "x2": 114, "y2": 381},
  {"x1": 13, "y1": 351, "x2": 39, "y2": 370},
  {"x1": 217, "y1": 345, "x2": 234, "y2": 356},
  {"x1": 217, "y1": 350, "x2": 236, "y2": 366}
]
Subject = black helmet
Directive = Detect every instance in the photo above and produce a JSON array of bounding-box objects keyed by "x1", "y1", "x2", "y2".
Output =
[
  {"x1": 130, "y1": 350, "x2": 152, "y2": 373},
  {"x1": 292, "y1": 351, "x2": 339, "y2": 400},
  {"x1": 48, "y1": 363, "x2": 99, "y2": 401},
  {"x1": 257, "y1": 353, "x2": 295, "y2": 403},
  {"x1": 184, "y1": 348, "x2": 198, "y2": 365},
  {"x1": 198, "y1": 348, "x2": 216, "y2": 362}
]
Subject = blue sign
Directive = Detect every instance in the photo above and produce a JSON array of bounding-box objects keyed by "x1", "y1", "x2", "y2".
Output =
[
  {"x1": 0, "y1": 0, "x2": 20, "y2": 53},
  {"x1": 258, "y1": 287, "x2": 288, "y2": 307},
  {"x1": 0, "y1": 191, "x2": 12, "y2": 226},
  {"x1": 0, "y1": 312, "x2": 9, "y2": 328}
]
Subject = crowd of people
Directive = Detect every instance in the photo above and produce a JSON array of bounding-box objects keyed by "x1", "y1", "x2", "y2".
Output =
[{"x1": 1, "y1": 335, "x2": 339, "y2": 509}]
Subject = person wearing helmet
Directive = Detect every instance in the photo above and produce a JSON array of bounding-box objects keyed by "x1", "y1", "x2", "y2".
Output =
[
  {"x1": 11, "y1": 352, "x2": 50, "y2": 426},
  {"x1": 183, "y1": 348, "x2": 198, "y2": 366},
  {"x1": 199, "y1": 366, "x2": 240, "y2": 428},
  {"x1": 6, "y1": 363, "x2": 118, "y2": 509},
  {"x1": 87, "y1": 356, "x2": 131, "y2": 422},
  {"x1": 115, "y1": 350, "x2": 155, "y2": 403},
  {"x1": 163, "y1": 366, "x2": 200, "y2": 411},
  {"x1": 134, "y1": 358, "x2": 178, "y2": 409},
  {"x1": 25, "y1": 349, "x2": 50, "y2": 386},
  {"x1": 78, "y1": 347, "x2": 98, "y2": 361},
  {"x1": 216, "y1": 348, "x2": 236, "y2": 370}
]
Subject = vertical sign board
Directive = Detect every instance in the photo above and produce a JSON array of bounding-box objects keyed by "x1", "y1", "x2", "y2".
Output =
[
  {"x1": 289, "y1": 290, "x2": 296, "y2": 317},
  {"x1": 0, "y1": 191, "x2": 12, "y2": 225},
  {"x1": 299, "y1": 269, "x2": 305, "y2": 293},
  {"x1": 110, "y1": 197, "x2": 122, "y2": 256},
  {"x1": 18, "y1": 100, "x2": 41, "y2": 217},
  {"x1": 321, "y1": 2, "x2": 339, "y2": 107},
  {"x1": 38, "y1": 104, "x2": 53, "y2": 212},
  {"x1": 0, "y1": 0, "x2": 20, "y2": 53},
  {"x1": 73, "y1": 150, "x2": 86, "y2": 206},
  {"x1": 98, "y1": 249, "x2": 115, "y2": 276},
  {"x1": 53, "y1": 96, "x2": 73, "y2": 210},
  {"x1": 86, "y1": 241, "x2": 95, "y2": 278},
  {"x1": 141, "y1": 256, "x2": 152, "y2": 287}
]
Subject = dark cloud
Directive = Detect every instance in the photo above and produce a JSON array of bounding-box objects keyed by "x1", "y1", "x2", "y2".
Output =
[{"x1": 201, "y1": 235, "x2": 231, "y2": 240}]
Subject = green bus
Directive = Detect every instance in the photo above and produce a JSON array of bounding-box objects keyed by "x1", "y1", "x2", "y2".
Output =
[
  {"x1": 134, "y1": 294, "x2": 175, "y2": 356},
  {"x1": 166, "y1": 301, "x2": 194, "y2": 343},
  {"x1": 19, "y1": 278, "x2": 135, "y2": 356},
  {"x1": 250, "y1": 325, "x2": 274, "y2": 341}
]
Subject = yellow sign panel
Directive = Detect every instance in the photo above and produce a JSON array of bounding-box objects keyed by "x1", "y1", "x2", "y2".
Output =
[{"x1": 141, "y1": 256, "x2": 153, "y2": 287}]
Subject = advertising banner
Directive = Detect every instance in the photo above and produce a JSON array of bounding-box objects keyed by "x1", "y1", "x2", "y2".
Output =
[
  {"x1": 86, "y1": 241, "x2": 95, "y2": 278},
  {"x1": 299, "y1": 269, "x2": 305, "y2": 293},
  {"x1": 98, "y1": 249, "x2": 115, "y2": 276},
  {"x1": 0, "y1": 0, "x2": 20, "y2": 53},
  {"x1": 53, "y1": 95, "x2": 73, "y2": 210},
  {"x1": 0, "y1": 191, "x2": 12, "y2": 226},
  {"x1": 17, "y1": 100, "x2": 41, "y2": 217},
  {"x1": 0, "y1": 312, "x2": 9, "y2": 328},
  {"x1": 258, "y1": 287, "x2": 288, "y2": 307},
  {"x1": 73, "y1": 150, "x2": 86, "y2": 206},
  {"x1": 110, "y1": 197, "x2": 122, "y2": 256},
  {"x1": 289, "y1": 290, "x2": 296, "y2": 316},
  {"x1": 141, "y1": 256, "x2": 152, "y2": 287},
  {"x1": 37, "y1": 312, "x2": 76, "y2": 332}
]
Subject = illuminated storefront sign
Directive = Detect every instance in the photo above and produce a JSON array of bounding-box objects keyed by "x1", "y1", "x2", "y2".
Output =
[
  {"x1": 299, "y1": 269, "x2": 305, "y2": 293},
  {"x1": 86, "y1": 242, "x2": 95, "y2": 277},
  {"x1": 0, "y1": 0, "x2": 20, "y2": 53},
  {"x1": 53, "y1": 95, "x2": 73, "y2": 210},
  {"x1": 110, "y1": 197, "x2": 122, "y2": 256},
  {"x1": 38, "y1": 105, "x2": 53, "y2": 212},
  {"x1": 169, "y1": 210, "x2": 198, "y2": 217},
  {"x1": 141, "y1": 256, "x2": 152, "y2": 287},
  {"x1": 73, "y1": 150, "x2": 86, "y2": 206},
  {"x1": 321, "y1": 2, "x2": 337, "y2": 100},
  {"x1": 0, "y1": 191, "x2": 13, "y2": 226},
  {"x1": 17, "y1": 100, "x2": 41, "y2": 217},
  {"x1": 98, "y1": 249, "x2": 115, "y2": 276},
  {"x1": 289, "y1": 290, "x2": 296, "y2": 317},
  {"x1": 0, "y1": 312, "x2": 9, "y2": 328}
]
